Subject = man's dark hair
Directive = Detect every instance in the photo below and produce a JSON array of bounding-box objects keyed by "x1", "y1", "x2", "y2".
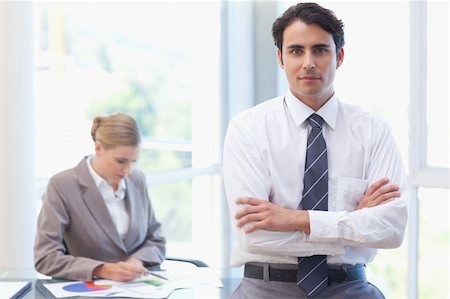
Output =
[{"x1": 272, "y1": 2, "x2": 345, "y2": 53}]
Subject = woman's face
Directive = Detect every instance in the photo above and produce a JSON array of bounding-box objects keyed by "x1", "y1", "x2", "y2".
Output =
[{"x1": 94, "y1": 142, "x2": 141, "y2": 189}]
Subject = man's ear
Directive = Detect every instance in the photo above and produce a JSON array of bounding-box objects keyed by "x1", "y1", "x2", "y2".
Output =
[
  {"x1": 277, "y1": 48, "x2": 284, "y2": 69},
  {"x1": 336, "y1": 48, "x2": 344, "y2": 69}
]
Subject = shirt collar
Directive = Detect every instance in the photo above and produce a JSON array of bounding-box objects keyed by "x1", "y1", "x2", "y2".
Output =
[
  {"x1": 86, "y1": 155, "x2": 126, "y2": 192},
  {"x1": 284, "y1": 89, "x2": 338, "y2": 130}
]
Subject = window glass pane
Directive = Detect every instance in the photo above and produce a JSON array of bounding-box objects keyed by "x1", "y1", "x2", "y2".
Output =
[
  {"x1": 149, "y1": 180, "x2": 192, "y2": 243},
  {"x1": 149, "y1": 174, "x2": 223, "y2": 267},
  {"x1": 418, "y1": 187, "x2": 450, "y2": 298},
  {"x1": 34, "y1": 2, "x2": 222, "y2": 265},
  {"x1": 426, "y1": 1, "x2": 449, "y2": 168},
  {"x1": 368, "y1": 243, "x2": 408, "y2": 298},
  {"x1": 328, "y1": 1, "x2": 410, "y2": 169},
  {"x1": 35, "y1": 2, "x2": 219, "y2": 178},
  {"x1": 138, "y1": 147, "x2": 192, "y2": 173}
]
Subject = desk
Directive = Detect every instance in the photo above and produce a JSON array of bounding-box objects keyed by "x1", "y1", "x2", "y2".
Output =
[{"x1": 1, "y1": 268, "x2": 242, "y2": 299}]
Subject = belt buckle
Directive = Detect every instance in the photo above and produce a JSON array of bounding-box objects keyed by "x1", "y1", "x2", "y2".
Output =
[{"x1": 333, "y1": 268, "x2": 348, "y2": 283}]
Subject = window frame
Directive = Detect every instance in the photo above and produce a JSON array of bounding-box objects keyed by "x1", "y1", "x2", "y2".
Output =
[{"x1": 409, "y1": 1, "x2": 450, "y2": 298}]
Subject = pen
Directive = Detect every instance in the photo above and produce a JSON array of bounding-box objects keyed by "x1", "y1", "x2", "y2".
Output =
[{"x1": 149, "y1": 271, "x2": 169, "y2": 281}]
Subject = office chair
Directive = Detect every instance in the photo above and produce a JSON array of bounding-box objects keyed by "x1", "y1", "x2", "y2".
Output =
[{"x1": 165, "y1": 257, "x2": 208, "y2": 268}]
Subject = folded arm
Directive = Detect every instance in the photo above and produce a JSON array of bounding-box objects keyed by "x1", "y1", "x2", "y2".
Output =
[
  {"x1": 223, "y1": 118, "x2": 342, "y2": 257},
  {"x1": 235, "y1": 177, "x2": 404, "y2": 253},
  {"x1": 223, "y1": 116, "x2": 408, "y2": 257},
  {"x1": 309, "y1": 122, "x2": 408, "y2": 248}
]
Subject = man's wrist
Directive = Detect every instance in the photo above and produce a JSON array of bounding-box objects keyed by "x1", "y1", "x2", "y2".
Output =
[{"x1": 296, "y1": 210, "x2": 311, "y2": 234}]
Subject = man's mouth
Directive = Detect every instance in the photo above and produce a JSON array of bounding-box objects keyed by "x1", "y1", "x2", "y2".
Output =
[{"x1": 299, "y1": 75, "x2": 320, "y2": 80}]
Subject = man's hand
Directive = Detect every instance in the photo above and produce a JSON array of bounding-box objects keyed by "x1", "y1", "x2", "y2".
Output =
[
  {"x1": 93, "y1": 257, "x2": 147, "y2": 282},
  {"x1": 356, "y1": 178, "x2": 400, "y2": 210},
  {"x1": 234, "y1": 197, "x2": 310, "y2": 234}
]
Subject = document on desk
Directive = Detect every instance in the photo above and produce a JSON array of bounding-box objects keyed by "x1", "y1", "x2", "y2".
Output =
[
  {"x1": 0, "y1": 281, "x2": 32, "y2": 299},
  {"x1": 42, "y1": 267, "x2": 223, "y2": 298}
]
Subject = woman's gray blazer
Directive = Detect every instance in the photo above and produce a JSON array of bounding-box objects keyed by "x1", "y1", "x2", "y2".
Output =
[{"x1": 34, "y1": 157, "x2": 166, "y2": 281}]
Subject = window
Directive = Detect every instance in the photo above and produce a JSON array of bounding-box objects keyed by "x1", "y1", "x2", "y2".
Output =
[
  {"x1": 34, "y1": 2, "x2": 222, "y2": 266},
  {"x1": 414, "y1": 2, "x2": 450, "y2": 298},
  {"x1": 418, "y1": 188, "x2": 449, "y2": 299},
  {"x1": 426, "y1": 1, "x2": 449, "y2": 169}
]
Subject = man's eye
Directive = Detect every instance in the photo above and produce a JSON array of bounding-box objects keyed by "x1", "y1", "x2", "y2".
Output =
[{"x1": 315, "y1": 48, "x2": 328, "y2": 54}]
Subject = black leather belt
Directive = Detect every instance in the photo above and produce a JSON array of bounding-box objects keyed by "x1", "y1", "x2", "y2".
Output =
[{"x1": 244, "y1": 263, "x2": 366, "y2": 284}]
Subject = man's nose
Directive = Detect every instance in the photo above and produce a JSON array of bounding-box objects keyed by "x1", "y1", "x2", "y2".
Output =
[{"x1": 303, "y1": 52, "x2": 316, "y2": 70}]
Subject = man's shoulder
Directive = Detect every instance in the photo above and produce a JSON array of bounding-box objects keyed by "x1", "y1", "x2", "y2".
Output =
[
  {"x1": 231, "y1": 95, "x2": 285, "y2": 124},
  {"x1": 255, "y1": 94, "x2": 285, "y2": 110},
  {"x1": 338, "y1": 99, "x2": 389, "y2": 128}
]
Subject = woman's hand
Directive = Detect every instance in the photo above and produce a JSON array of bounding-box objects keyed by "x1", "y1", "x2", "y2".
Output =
[{"x1": 93, "y1": 257, "x2": 147, "y2": 282}]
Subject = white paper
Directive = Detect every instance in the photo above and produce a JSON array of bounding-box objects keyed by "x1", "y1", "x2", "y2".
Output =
[
  {"x1": 0, "y1": 281, "x2": 31, "y2": 299},
  {"x1": 43, "y1": 268, "x2": 223, "y2": 298}
]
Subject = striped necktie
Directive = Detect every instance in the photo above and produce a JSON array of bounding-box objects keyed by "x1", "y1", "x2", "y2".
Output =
[{"x1": 297, "y1": 113, "x2": 328, "y2": 297}]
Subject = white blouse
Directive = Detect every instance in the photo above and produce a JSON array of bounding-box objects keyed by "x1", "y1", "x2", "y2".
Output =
[{"x1": 86, "y1": 156, "x2": 129, "y2": 240}]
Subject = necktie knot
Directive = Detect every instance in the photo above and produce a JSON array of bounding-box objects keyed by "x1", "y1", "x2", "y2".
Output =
[{"x1": 307, "y1": 114, "x2": 324, "y2": 130}]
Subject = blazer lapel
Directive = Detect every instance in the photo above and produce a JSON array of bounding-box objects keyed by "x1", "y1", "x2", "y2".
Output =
[
  {"x1": 123, "y1": 176, "x2": 141, "y2": 249},
  {"x1": 75, "y1": 157, "x2": 127, "y2": 252}
]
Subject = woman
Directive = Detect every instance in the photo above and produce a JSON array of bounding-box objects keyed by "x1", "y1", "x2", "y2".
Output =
[{"x1": 34, "y1": 113, "x2": 166, "y2": 282}]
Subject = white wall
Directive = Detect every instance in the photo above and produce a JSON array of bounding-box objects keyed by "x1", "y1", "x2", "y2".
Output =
[{"x1": 0, "y1": 2, "x2": 36, "y2": 270}]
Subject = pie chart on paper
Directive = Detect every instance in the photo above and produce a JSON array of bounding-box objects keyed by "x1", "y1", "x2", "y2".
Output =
[{"x1": 62, "y1": 281, "x2": 112, "y2": 292}]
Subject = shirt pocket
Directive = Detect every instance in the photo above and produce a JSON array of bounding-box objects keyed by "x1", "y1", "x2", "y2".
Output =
[{"x1": 330, "y1": 177, "x2": 369, "y2": 211}]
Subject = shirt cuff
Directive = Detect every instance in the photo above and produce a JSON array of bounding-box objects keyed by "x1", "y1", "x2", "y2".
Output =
[{"x1": 308, "y1": 210, "x2": 346, "y2": 242}]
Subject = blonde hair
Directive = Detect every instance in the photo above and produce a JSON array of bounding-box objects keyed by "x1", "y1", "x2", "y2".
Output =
[{"x1": 91, "y1": 113, "x2": 141, "y2": 149}]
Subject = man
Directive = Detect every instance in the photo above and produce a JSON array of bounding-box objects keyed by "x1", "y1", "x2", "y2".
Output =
[{"x1": 223, "y1": 2, "x2": 408, "y2": 299}]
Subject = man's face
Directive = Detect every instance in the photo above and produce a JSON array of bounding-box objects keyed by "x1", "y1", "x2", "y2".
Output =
[{"x1": 278, "y1": 20, "x2": 344, "y2": 109}]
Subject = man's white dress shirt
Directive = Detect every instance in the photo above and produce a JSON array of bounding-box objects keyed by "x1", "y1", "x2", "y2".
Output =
[
  {"x1": 87, "y1": 156, "x2": 129, "y2": 240},
  {"x1": 223, "y1": 90, "x2": 408, "y2": 267}
]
